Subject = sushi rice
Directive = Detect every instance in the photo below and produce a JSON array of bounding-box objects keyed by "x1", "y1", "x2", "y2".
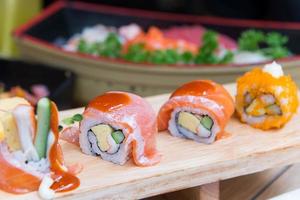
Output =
[{"x1": 169, "y1": 107, "x2": 220, "y2": 144}]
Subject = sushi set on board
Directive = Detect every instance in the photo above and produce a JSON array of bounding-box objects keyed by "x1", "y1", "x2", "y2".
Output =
[{"x1": 0, "y1": 61, "x2": 300, "y2": 200}]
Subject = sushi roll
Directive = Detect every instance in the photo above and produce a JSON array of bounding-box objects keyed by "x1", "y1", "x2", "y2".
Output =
[
  {"x1": 157, "y1": 80, "x2": 234, "y2": 144},
  {"x1": 236, "y1": 61, "x2": 298, "y2": 130},
  {"x1": 0, "y1": 97, "x2": 79, "y2": 198},
  {"x1": 79, "y1": 91, "x2": 161, "y2": 166}
]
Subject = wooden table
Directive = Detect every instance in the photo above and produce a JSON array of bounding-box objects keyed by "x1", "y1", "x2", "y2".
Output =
[{"x1": 1, "y1": 83, "x2": 300, "y2": 200}]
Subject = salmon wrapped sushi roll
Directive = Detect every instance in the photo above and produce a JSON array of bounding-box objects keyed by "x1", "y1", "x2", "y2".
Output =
[
  {"x1": 79, "y1": 91, "x2": 161, "y2": 166},
  {"x1": 236, "y1": 62, "x2": 298, "y2": 130},
  {"x1": 0, "y1": 97, "x2": 79, "y2": 198},
  {"x1": 158, "y1": 80, "x2": 234, "y2": 144}
]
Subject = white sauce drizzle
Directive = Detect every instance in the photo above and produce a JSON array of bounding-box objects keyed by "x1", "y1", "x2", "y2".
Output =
[
  {"x1": 263, "y1": 61, "x2": 284, "y2": 78},
  {"x1": 38, "y1": 174, "x2": 55, "y2": 200}
]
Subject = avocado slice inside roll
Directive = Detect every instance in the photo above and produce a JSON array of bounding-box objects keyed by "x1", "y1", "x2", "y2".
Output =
[
  {"x1": 177, "y1": 111, "x2": 213, "y2": 138},
  {"x1": 88, "y1": 124, "x2": 125, "y2": 155}
]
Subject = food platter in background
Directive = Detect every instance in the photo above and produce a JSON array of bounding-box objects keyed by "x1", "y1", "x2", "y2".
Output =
[{"x1": 13, "y1": 1, "x2": 300, "y2": 103}]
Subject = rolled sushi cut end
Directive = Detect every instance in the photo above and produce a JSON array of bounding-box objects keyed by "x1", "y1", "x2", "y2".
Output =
[
  {"x1": 244, "y1": 93, "x2": 282, "y2": 117},
  {"x1": 168, "y1": 108, "x2": 220, "y2": 144},
  {"x1": 236, "y1": 61, "x2": 299, "y2": 130},
  {"x1": 87, "y1": 124, "x2": 125, "y2": 155}
]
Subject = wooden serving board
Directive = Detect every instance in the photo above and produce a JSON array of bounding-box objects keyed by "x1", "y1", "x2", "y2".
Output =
[{"x1": 2, "y1": 83, "x2": 300, "y2": 200}]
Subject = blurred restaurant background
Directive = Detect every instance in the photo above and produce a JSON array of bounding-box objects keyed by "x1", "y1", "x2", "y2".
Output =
[{"x1": 1, "y1": 0, "x2": 300, "y2": 109}]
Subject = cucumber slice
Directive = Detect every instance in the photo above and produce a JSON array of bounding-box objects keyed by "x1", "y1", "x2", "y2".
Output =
[
  {"x1": 200, "y1": 116, "x2": 213, "y2": 130},
  {"x1": 111, "y1": 131, "x2": 125, "y2": 144},
  {"x1": 34, "y1": 98, "x2": 51, "y2": 159},
  {"x1": 266, "y1": 104, "x2": 282, "y2": 115}
]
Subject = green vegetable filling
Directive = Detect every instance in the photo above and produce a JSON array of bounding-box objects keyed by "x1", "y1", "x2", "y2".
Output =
[
  {"x1": 200, "y1": 116, "x2": 213, "y2": 130},
  {"x1": 34, "y1": 98, "x2": 51, "y2": 159},
  {"x1": 111, "y1": 131, "x2": 125, "y2": 144}
]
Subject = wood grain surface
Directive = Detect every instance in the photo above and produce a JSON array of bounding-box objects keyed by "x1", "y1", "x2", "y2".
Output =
[
  {"x1": 1, "y1": 83, "x2": 300, "y2": 200},
  {"x1": 256, "y1": 163, "x2": 300, "y2": 199}
]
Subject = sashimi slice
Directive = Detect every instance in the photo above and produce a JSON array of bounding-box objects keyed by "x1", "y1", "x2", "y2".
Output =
[
  {"x1": 0, "y1": 143, "x2": 41, "y2": 194},
  {"x1": 163, "y1": 26, "x2": 237, "y2": 50}
]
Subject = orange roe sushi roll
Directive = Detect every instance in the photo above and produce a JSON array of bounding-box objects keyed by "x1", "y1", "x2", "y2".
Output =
[
  {"x1": 79, "y1": 91, "x2": 161, "y2": 166},
  {"x1": 236, "y1": 61, "x2": 299, "y2": 130},
  {"x1": 158, "y1": 80, "x2": 234, "y2": 144}
]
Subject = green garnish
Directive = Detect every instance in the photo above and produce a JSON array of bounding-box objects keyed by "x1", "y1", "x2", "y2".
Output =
[
  {"x1": 148, "y1": 50, "x2": 166, "y2": 64},
  {"x1": 265, "y1": 32, "x2": 288, "y2": 47},
  {"x1": 77, "y1": 33, "x2": 121, "y2": 58},
  {"x1": 123, "y1": 43, "x2": 149, "y2": 62},
  {"x1": 72, "y1": 114, "x2": 83, "y2": 122},
  {"x1": 238, "y1": 29, "x2": 290, "y2": 59},
  {"x1": 62, "y1": 114, "x2": 83, "y2": 125},
  {"x1": 219, "y1": 51, "x2": 234, "y2": 64},
  {"x1": 148, "y1": 49, "x2": 182, "y2": 64},
  {"x1": 62, "y1": 117, "x2": 74, "y2": 125},
  {"x1": 111, "y1": 130, "x2": 125, "y2": 144},
  {"x1": 77, "y1": 39, "x2": 90, "y2": 53},
  {"x1": 164, "y1": 49, "x2": 181, "y2": 64},
  {"x1": 238, "y1": 30, "x2": 265, "y2": 51},
  {"x1": 76, "y1": 28, "x2": 291, "y2": 64},
  {"x1": 34, "y1": 98, "x2": 51, "y2": 159},
  {"x1": 195, "y1": 30, "x2": 233, "y2": 64},
  {"x1": 99, "y1": 33, "x2": 122, "y2": 58},
  {"x1": 180, "y1": 51, "x2": 194, "y2": 64}
]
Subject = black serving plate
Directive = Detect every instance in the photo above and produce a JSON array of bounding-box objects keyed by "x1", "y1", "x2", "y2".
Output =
[{"x1": 0, "y1": 59, "x2": 75, "y2": 109}]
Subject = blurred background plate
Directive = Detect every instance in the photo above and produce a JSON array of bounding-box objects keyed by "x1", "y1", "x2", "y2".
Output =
[{"x1": 14, "y1": 1, "x2": 300, "y2": 104}]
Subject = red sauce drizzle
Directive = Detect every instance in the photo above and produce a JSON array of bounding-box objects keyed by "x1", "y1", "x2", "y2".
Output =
[
  {"x1": 49, "y1": 102, "x2": 80, "y2": 192},
  {"x1": 88, "y1": 92, "x2": 131, "y2": 112},
  {"x1": 170, "y1": 80, "x2": 216, "y2": 98}
]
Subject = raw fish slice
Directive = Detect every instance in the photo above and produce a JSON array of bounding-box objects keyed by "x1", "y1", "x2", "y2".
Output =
[
  {"x1": 80, "y1": 91, "x2": 161, "y2": 166},
  {"x1": 0, "y1": 143, "x2": 41, "y2": 194},
  {"x1": 158, "y1": 80, "x2": 234, "y2": 143}
]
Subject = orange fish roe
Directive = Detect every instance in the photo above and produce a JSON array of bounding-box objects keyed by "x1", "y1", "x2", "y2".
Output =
[{"x1": 236, "y1": 68, "x2": 298, "y2": 130}]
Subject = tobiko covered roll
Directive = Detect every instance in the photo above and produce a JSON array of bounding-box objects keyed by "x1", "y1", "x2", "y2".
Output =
[
  {"x1": 158, "y1": 80, "x2": 234, "y2": 144},
  {"x1": 79, "y1": 91, "x2": 160, "y2": 166},
  {"x1": 0, "y1": 97, "x2": 79, "y2": 198},
  {"x1": 236, "y1": 61, "x2": 298, "y2": 130}
]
